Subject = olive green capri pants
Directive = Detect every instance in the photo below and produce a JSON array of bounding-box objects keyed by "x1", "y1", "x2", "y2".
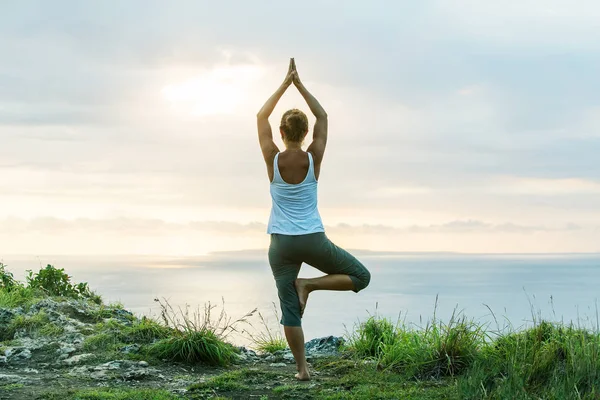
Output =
[{"x1": 268, "y1": 232, "x2": 371, "y2": 327}]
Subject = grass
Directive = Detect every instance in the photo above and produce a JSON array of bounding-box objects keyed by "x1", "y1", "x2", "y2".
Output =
[
  {"x1": 457, "y1": 320, "x2": 600, "y2": 399},
  {"x1": 124, "y1": 316, "x2": 172, "y2": 343},
  {"x1": 344, "y1": 296, "x2": 600, "y2": 399},
  {"x1": 348, "y1": 297, "x2": 486, "y2": 380},
  {"x1": 0, "y1": 383, "x2": 25, "y2": 391},
  {"x1": 244, "y1": 304, "x2": 288, "y2": 353},
  {"x1": 188, "y1": 368, "x2": 279, "y2": 393},
  {"x1": 4, "y1": 262, "x2": 600, "y2": 399},
  {"x1": 149, "y1": 329, "x2": 237, "y2": 365},
  {"x1": 39, "y1": 322, "x2": 65, "y2": 337},
  {"x1": 83, "y1": 332, "x2": 125, "y2": 352},
  {"x1": 1, "y1": 310, "x2": 52, "y2": 340},
  {"x1": 146, "y1": 297, "x2": 255, "y2": 366},
  {"x1": 0, "y1": 285, "x2": 45, "y2": 309},
  {"x1": 38, "y1": 388, "x2": 182, "y2": 400}
]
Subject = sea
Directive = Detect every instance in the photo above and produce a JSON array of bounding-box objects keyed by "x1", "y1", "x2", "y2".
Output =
[{"x1": 3, "y1": 252, "x2": 599, "y2": 346}]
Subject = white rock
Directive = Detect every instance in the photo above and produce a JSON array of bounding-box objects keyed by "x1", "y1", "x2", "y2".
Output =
[
  {"x1": 61, "y1": 353, "x2": 95, "y2": 366},
  {"x1": 0, "y1": 374, "x2": 27, "y2": 384},
  {"x1": 269, "y1": 362, "x2": 287, "y2": 367},
  {"x1": 58, "y1": 345, "x2": 77, "y2": 356},
  {"x1": 90, "y1": 370, "x2": 110, "y2": 380}
]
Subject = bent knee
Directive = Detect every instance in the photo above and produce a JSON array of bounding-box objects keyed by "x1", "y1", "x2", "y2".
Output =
[{"x1": 352, "y1": 265, "x2": 371, "y2": 292}]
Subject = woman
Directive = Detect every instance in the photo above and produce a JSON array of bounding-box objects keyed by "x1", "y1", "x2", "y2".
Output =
[{"x1": 256, "y1": 58, "x2": 371, "y2": 381}]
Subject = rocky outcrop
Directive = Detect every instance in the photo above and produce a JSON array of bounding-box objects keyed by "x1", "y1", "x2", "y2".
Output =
[{"x1": 0, "y1": 293, "x2": 346, "y2": 398}]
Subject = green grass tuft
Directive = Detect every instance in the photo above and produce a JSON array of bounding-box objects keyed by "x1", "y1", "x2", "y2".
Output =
[
  {"x1": 349, "y1": 315, "x2": 396, "y2": 359},
  {"x1": 38, "y1": 387, "x2": 182, "y2": 400},
  {"x1": 39, "y1": 322, "x2": 65, "y2": 337},
  {"x1": 458, "y1": 320, "x2": 600, "y2": 399},
  {"x1": 149, "y1": 329, "x2": 236, "y2": 366},
  {"x1": 1, "y1": 310, "x2": 51, "y2": 340},
  {"x1": 82, "y1": 332, "x2": 125, "y2": 353},
  {"x1": 245, "y1": 305, "x2": 288, "y2": 353},
  {"x1": 0, "y1": 286, "x2": 45, "y2": 309},
  {"x1": 188, "y1": 369, "x2": 267, "y2": 392},
  {"x1": 123, "y1": 317, "x2": 172, "y2": 344}
]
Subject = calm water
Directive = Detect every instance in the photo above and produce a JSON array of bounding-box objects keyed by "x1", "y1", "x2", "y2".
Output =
[{"x1": 4, "y1": 252, "x2": 600, "y2": 345}]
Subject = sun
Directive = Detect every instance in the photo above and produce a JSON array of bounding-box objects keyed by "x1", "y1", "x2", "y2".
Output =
[{"x1": 162, "y1": 64, "x2": 263, "y2": 117}]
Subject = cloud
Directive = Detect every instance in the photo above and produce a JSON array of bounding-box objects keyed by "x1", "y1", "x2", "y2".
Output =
[
  {"x1": 0, "y1": 217, "x2": 586, "y2": 236},
  {"x1": 1, "y1": 1, "x2": 600, "y2": 253},
  {"x1": 489, "y1": 177, "x2": 600, "y2": 195}
]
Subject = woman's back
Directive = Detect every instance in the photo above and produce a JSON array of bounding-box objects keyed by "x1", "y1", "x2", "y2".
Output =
[
  {"x1": 274, "y1": 150, "x2": 315, "y2": 184},
  {"x1": 267, "y1": 150, "x2": 324, "y2": 235}
]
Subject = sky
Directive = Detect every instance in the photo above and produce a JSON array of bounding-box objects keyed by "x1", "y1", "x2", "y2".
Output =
[{"x1": 1, "y1": 0, "x2": 599, "y2": 255}]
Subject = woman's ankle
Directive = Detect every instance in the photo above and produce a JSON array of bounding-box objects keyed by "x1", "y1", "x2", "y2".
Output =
[{"x1": 297, "y1": 361, "x2": 309, "y2": 372}]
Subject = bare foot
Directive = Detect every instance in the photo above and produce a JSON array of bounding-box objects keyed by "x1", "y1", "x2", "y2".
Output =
[
  {"x1": 294, "y1": 278, "x2": 310, "y2": 317},
  {"x1": 295, "y1": 371, "x2": 310, "y2": 381}
]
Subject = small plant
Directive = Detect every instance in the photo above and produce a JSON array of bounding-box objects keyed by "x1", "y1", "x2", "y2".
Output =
[
  {"x1": 26, "y1": 264, "x2": 95, "y2": 300},
  {"x1": 349, "y1": 298, "x2": 486, "y2": 380},
  {"x1": 349, "y1": 315, "x2": 397, "y2": 359},
  {"x1": 122, "y1": 316, "x2": 172, "y2": 344},
  {"x1": 1, "y1": 311, "x2": 52, "y2": 340},
  {"x1": 0, "y1": 263, "x2": 21, "y2": 291},
  {"x1": 0, "y1": 286, "x2": 43, "y2": 309},
  {"x1": 39, "y1": 322, "x2": 65, "y2": 337},
  {"x1": 148, "y1": 297, "x2": 256, "y2": 366},
  {"x1": 150, "y1": 329, "x2": 237, "y2": 365},
  {"x1": 245, "y1": 303, "x2": 287, "y2": 353},
  {"x1": 83, "y1": 332, "x2": 124, "y2": 353}
]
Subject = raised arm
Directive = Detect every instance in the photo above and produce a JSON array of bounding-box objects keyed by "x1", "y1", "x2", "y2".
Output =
[
  {"x1": 292, "y1": 63, "x2": 328, "y2": 170},
  {"x1": 257, "y1": 59, "x2": 294, "y2": 180}
]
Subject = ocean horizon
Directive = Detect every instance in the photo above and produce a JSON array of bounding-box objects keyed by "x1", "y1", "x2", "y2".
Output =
[{"x1": 3, "y1": 251, "x2": 599, "y2": 346}]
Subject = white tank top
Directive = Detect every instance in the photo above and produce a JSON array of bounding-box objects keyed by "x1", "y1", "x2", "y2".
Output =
[{"x1": 267, "y1": 152, "x2": 325, "y2": 235}]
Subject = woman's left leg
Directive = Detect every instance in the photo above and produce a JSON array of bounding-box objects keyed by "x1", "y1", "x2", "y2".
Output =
[{"x1": 269, "y1": 234, "x2": 310, "y2": 380}]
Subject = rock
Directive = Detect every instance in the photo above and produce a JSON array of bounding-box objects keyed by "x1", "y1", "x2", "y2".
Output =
[
  {"x1": 22, "y1": 368, "x2": 39, "y2": 374},
  {"x1": 237, "y1": 346, "x2": 258, "y2": 357},
  {"x1": 138, "y1": 361, "x2": 149, "y2": 368},
  {"x1": 122, "y1": 368, "x2": 159, "y2": 381},
  {"x1": 5, "y1": 347, "x2": 32, "y2": 361},
  {"x1": 269, "y1": 362, "x2": 287, "y2": 367},
  {"x1": 58, "y1": 345, "x2": 77, "y2": 356},
  {"x1": 305, "y1": 336, "x2": 344, "y2": 356},
  {"x1": 102, "y1": 361, "x2": 123, "y2": 370},
  {"x1": 68, "y1": 366, "x2": 91, "y2": 377},
  {"x1": 264, "y1": 354, "x2": 276, "y2": 362},
  {"x1": 113, "y1": 309, "x2": 135, "y2": 324},
  {"x1": 120, "y1": 343, "x2": 140, "y2": 354},
  {"x1": 0, "y1": 373, "x2": 28, "y2": 384},
  {"x1": 0, "y1": 308, "x2": 18, "y2": 325},
  {"x1": 61, "y1": 353, "x2": 95, "y2": 366},
  {"x1": 90, "y1": 370, "x2": 111, "y2": 380},
  {"x1": 276, "y1": 336, "x2": 344, "y2": 363},
  {"x1": 0, "y1": 356, "x2": 7, "y2": 364}
]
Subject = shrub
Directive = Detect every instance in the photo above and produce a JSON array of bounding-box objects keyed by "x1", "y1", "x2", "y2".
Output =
[
  {"x1": 0, "y1": 263, "x2": 21, "y2": 291},
  {"x1": 25, "y1": 264, "x2": 95, "y2": 300}
]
